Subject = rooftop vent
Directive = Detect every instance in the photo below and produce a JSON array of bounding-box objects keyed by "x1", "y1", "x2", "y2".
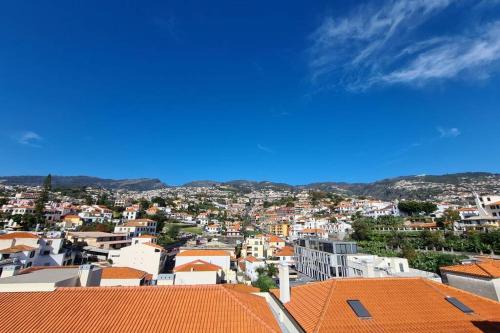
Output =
[
  {"x1": 445, "y1": 296, "x2": 474, "y2": 314},
  {"x1": 347, "y1": 300, "x2": 371, "y2": 319}
]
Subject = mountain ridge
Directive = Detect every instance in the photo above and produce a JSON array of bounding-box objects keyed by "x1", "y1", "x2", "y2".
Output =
[
  {"x1": 0, "y1": 172, "x2": 499, "y2": 200},
  {"x1": 0, "y1": 175, "x2": 166, "y2": 191}
]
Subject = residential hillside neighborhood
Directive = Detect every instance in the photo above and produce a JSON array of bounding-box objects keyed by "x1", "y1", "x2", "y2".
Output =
[{"x1": 0, "y1": 174, "x2": 499, "y2": 332}]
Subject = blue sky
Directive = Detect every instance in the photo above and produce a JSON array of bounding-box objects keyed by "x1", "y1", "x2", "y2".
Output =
[{"x1": 0, "y1": 0, "x2": 499, "y2": 185}]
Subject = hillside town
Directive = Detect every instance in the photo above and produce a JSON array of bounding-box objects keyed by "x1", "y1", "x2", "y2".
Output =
[{"x1": 0, "y1": 175, "x2": 499, "y2": 332}]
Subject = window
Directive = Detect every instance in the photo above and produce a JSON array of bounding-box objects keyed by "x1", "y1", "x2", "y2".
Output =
[
  {"x1": 347, "y1": 300, "x2": 371, "y2": 319},
  {"x1": 29, "y1": 251, "x2": 35, "y2": 258},
  {"x1": 445, "y1": 297, "x2": 473, "y2": 314},
  {"x1": 399, "y1": 263, "x2": 404, "y2": 272}
]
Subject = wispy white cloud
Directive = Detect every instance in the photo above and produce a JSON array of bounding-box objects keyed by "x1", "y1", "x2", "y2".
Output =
[
  {"x1": 308, "y1": 0, "x2": 500, "y2": 90},
  {"x1": 437, "y1": 127, "x2": 461, "y2": 138},
  {"x1": 257, "y1": 144, "x2": 273, "y2": 153},
  {"x1": 17, "y1": 131, "x2": 43, "y2": 147}
]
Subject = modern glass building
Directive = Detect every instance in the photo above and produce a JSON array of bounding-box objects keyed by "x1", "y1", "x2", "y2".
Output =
[{"x1": 294, "y1": 238, "x2": 358, "y2": 280}]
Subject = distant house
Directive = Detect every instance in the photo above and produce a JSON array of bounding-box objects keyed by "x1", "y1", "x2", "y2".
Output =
[
  {"x1": 59, "y1": 214, "x2": 83, "y2": 230},
  {"x1": 173, "y1": 259, "x2": 222, "y2": 285},
  {"x1": 275, "y1": 246, "x2": 294, "y2": 265},
  {"x1": 100, "y1": 267, "x2": 150, "y2": 286},
  {"x1": 122, "y1": 205, "x2": 140, "y2": 220},
  {"x1": 441, "y1": 259, "x2": 500, "y2": 301},
  {"x1": 205, "y1": 223, "x2": 221, "y2": 234},
  {"x1": 108, "y1": 235, "x2": 166, "y2": 279},
  {"x1": 243, "y1": 256, "x2": 265, "y2": 282},
  {"x1": 175, "y1": 249, "x2": 234, "y2": 283},
  {"x1": 114, "y1": 219, "x2": 157, "y2": 237}
]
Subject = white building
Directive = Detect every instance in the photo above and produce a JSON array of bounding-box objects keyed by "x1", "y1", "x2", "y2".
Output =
[
  {"x1": 122, "y1": 205, "x2": 140, "y2": 220},
  {"x1": 114, "y1": 219, "x2": 157, "y2": 237},
  {"x1": 173, "y1": 259, "x2": 222, "y2": 285},
  {"x1": 243, "y1": 256, "x2": 266, "y2": 282},
  {"x1": 441, "y1": 260, "x2": 500, "y2": 301},
  {"x1": 0, "y1": 232, "x2": 40, "y2": 270},
  {"x1": 100, "y1": 267, "x2": 150, "y2": 286},
  {"x1": 205, "y1": 223, "x2": 221, "y2": 234},
  {"x1": 108, "y1": 235, "x2": 166, "y2": 279},
  {"x1": 175, "y1": 249, "x2": 234, "y2": 283},
  {"x1": 347, "y1": 254, "x2": 441, "y2": 281}
]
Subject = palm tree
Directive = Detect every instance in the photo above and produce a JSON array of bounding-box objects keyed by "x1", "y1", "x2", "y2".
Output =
[
  {"x1": 255, "y1": 267, "x2": 266, "y2": 277},
  {"x1": 266, "y1": 263, "x2": 278, "y2": 277}
]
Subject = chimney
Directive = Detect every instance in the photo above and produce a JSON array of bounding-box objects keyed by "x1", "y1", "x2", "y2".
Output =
[
  {"x1": 78, "y1": 264, "x2": 102, "y2": 287},
  {"x1": 279, "y1": 261, "x2": 290, "y2": 304},
  {"x1": 1, "y1": 265, "x2": 20, "y2": 278}
]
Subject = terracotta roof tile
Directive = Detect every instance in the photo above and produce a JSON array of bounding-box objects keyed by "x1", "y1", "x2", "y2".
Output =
[
  {"x1": 0, "y1": 245, "x2": 36, "y2": 254},
  {"x1": 275, "y1": 246, "x2": 294, "y2": 257},
  {"x1": 0, "y1": 232, "x2": 38, "y2": 239},
  {"x1": 441, "y1": 260, "x2": 500, "y2": 279},
  {"x1": 101, "y1": 267, "x2": 148, "y2": 280},
  {"x1": 222, "y1": 284, "x2": 260, "y2": 293},
  {"x1": 272, "y1": 277, "x2": 500, "y2": 333},
  {"x1": 143, "y1": 242, "x2": 165, "y2": 250},
  {"x1": 245, "y1": 256, "x2": 261, "y2": 263},
  {"x1": 177, "y1": 249, "x2": 230, "y2": 257},
  {"x1": 0, "y1": 285, "x2": 280, "y2": 333},
  {"x1": 174, "y1": 259, "x2": 222, "y2": 272},
  {"x1": 268, "y1": 235, "x2": 285, "y2": 243}
]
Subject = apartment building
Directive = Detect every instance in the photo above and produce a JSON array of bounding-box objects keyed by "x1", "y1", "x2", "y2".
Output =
[
  {"x1": 347, "y1": 254, "x2": 441, "y2": 281},
  {"x1": 241, "y1": 236, "x2": 265, "y2": 258},
  {"x1": 175, "y1": 249, "x2": 234, "y2": 283},
  {"x1": 0, "y1": 231, "x2": 72, "y2": 272},
  {"x1": 294, "y1": 238, "x2": 358, "y2": 280},
  {"x1": 122, "y1": 205, "x2": 140, "y2": 220},
  {"x1": 108, "y1": 235, "x2": 166, "y2": 279},
  {"x1": 269, "y1": 223, "x2": 290, "y2": 237},
  {"x1": 114, "y1": 219, "x2": 157, "y2": 237}
]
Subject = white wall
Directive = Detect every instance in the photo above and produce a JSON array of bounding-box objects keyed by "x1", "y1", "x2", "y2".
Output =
[
  {"x1": 100, "y1": 278, "x2": 142, "y2": 287},
  {"x1": 175, "y1": 255, "x2": 230, "y2": 271},
  {"x1": 114, "y1": 244, "x2": 164, "y2": 279},
  {"x1": 445, "y1": 273, "x2": 499, "y2": 301},
  {"x1": 175, "y1": 271, "x2": 218, "y2": 285}
]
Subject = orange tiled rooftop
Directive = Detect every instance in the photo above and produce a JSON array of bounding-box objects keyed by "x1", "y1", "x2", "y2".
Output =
[
  {"x1": 0, "y1": 232, "x2": 38, "y2": 239},
  {"x1": 0, "y1": 285, "x2": 281, "y2": 333},
  {"x1": 272, "y1": 277, "x2": 500, "y2": 333},
  {"x1": 275, "y1": 246, "x2": 294, "y2": 257},
  {"x1": 441, "y1": 260, "x2": 500, "y2": 279},
  {"x1": 177, "y1": 249, "x2": 230, "y2": 257},
  {"x1": 174, "y1": 259, "x2": 222, "y2": 272},
  {"x1": 101, "y1": 267, "x2": 148, "y2": 280}
]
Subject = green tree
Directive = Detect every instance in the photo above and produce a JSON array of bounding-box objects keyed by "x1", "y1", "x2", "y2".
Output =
[
  {"x1": 266, "y1": 263, "x2": 278, "y2": 277},
  {"x1": 398, "y1": 201, "x2": 437, "y2": 216},
  {"x1": 151, "y1": 197, "x2": 166, "y2": 207},
  {"x1": 34, "y1": 174, "x2": 52, "y2": 226},
  {"x1": 388, "y1": 232, "x2": 406, "y2": 249},
  {"x1": 401, "y1": 243, "x2": 417, "y2": 262},
  {"x1": 167, "y1": 224, "x2": 181, "y2": 239},
  {"x1": 254, "y1": 275, "x2": 276, "y2": 292},
  {"x1": 139, "y1": 198, "x2": 150, "y2": 211},
  {"x1": 351, "y1": 218, "x2": 373, "y2": 241}
]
